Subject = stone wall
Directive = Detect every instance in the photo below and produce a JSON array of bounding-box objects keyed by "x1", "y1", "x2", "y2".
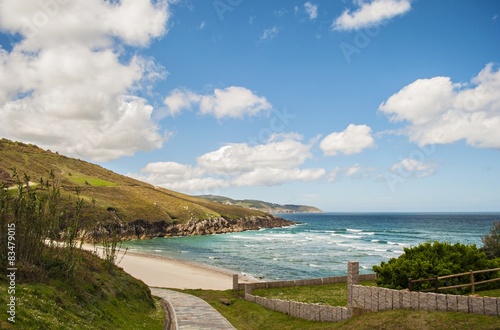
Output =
[
  {"x1": 351, "y1": 285, "x2": 500, "y2": 316},
  {"x1": 235, "y1": 273, "x2": 376, "y2": 291},
  {"x1": 240, "y1": 261, "x2": 500, "y2": 322},
  {"x1": 244, "y1": 292, "x2": 350, "y2": 322}
]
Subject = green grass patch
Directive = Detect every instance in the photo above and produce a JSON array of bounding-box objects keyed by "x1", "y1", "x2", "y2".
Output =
[
  {"x1": 67, "y1": 175, "x2": 117, "y2": 187},
  {"x1": 253, "y1": 281, "x2": 376, "y2": 306}
]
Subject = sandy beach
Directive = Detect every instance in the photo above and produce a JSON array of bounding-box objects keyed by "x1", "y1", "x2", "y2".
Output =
[{"x1": 83, "y1": 244, "x2": 256, "y2": 290}]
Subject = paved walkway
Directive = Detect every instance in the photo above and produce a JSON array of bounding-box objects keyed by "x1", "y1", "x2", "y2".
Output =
[{"x1": 150, "y1": 287, "x2": 236, "y2": 330}]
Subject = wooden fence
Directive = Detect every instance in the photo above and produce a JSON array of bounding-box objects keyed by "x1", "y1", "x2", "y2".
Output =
[{"x1": 408, "y1": 267, "x2": 500, "y2": 294}]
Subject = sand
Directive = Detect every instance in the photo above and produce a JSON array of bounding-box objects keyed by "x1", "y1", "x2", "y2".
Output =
[{"x1": 83, "y1": 244, "x2": 256, "y2": 290}]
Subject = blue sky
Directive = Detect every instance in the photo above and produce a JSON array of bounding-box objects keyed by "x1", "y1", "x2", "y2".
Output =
[{"x1": 0, "y1": 0, "x2": 499, "y2": 212}]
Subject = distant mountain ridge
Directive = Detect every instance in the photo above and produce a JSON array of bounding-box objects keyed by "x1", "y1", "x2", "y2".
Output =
[{"x1": 198, "y1": 195, "x2": 322, "y2": 214}]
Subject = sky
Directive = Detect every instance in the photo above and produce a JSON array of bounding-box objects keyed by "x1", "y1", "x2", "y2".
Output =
[{"x1": 0, "y1": 0, "x2": 499, "y2": 212}]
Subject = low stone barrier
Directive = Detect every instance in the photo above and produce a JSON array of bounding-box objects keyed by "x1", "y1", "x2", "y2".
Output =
[
  {"x1": 351, "y1": 285, "x2": 500, "y2": 316},
  {"x1": 244, "y1": 292, "x2": 350, "y2": 322},
  {"x1": 239, "y1": 262, "x2": 500, "y2": 322},
  {"x1": 234, "y1": 273, "x2": 376, "y2": 291}
]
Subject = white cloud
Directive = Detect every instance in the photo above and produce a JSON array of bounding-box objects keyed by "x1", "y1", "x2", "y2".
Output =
[
  {"x1": 333, "y1": 0, "x2": 412, "y2": 31},
  {"x1": 320, "y1": 124, "x2": 375, "y2": 156},
  {"x1": 260, "y1": 26, "x2": 279, "y2": 40},
  {"x1": 163, "y1": 86, "x2": 272, "y2": 119},
  {"x1": 197, "y1": 133, "x2": 312, "y2": 174},
  {"x1": 304, "y1": 2, "x2": 318, "y2": 20},
  {"x1": 134, "y1": 133, "x2": 326, "y2": 192},
  {"x1": 379, "y1": 63, "x2": 500, "y2": 149},
  {"x1": 0, "y1": 0, "x2": 170, "y2": 161},
  {"x1": 163, "y1": 89, "x2": 201, "y2": 116},
  {"x1": 390, "y1": 158, "x2": 437, "y2": 178}
]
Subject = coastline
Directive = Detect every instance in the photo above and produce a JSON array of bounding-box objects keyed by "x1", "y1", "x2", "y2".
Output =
[{"x1": 83, "y1": 244, "x2": 258, "y2": 290}]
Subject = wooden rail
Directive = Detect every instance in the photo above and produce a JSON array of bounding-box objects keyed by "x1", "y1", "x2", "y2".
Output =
[{"x1": 408, "y1": 267, "x2": 500, "y2": 294}]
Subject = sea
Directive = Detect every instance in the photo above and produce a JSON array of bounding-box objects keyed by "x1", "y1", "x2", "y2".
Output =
[{"x1": 121, "y1": 213, "x2": 500, "y2": 281}]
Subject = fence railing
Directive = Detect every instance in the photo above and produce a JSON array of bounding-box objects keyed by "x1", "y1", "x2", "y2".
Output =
[{"x1": 408, "y1": 267, "x2": 500, "y2": 294}]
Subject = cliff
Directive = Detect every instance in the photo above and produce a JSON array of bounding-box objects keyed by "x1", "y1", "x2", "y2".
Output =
[{"x1": 92, "y1": 215, "x2": 294, "y2": 240}]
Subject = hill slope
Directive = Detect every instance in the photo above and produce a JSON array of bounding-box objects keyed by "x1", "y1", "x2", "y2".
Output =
[
  {"x1": 198, "y1": 195, "x2": 322, "y2": 213},
  {"x1": 0, "y1": 139, "x2": 293, "y2": 238}
]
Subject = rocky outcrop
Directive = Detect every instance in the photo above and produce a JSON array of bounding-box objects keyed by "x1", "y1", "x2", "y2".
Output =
[{"x1": 93, "y1": 215, "x2": 296, "y2": 241}]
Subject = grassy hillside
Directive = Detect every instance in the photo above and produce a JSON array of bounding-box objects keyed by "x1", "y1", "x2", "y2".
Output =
[
  {"x1": 198, "y1": 194, "x2": 322, "y2": 213},
  {"x1": 0, "y1": 247, "x2": 164, "y2": 329},
  {"x1": 0, "y1": 139, "x2": 267, "y2": 226}
]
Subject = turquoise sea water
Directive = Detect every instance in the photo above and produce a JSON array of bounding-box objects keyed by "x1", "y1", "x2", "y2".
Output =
[{"x1": 122, "y1": 213, "x2": 500, "y2": 281}]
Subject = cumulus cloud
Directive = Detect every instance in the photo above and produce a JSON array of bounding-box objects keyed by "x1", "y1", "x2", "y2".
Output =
[
  {"x1": 333, "y1": 0, "x2": 412, "y2": 31},
  {"x1": 163, "y1": 86, "x2": 272, "y2": 119},
  {"x1": 320, "y1": 124, "x2": 375, "y2": 156},
  {"x1": 134, "y1": 133, "x2": 326, "y2": 192},
  {"x1": 304, "y1": 2, "x2": 318, "y2": 20},
  {"x1": 0, "y1": 0, "x2": 170, "y2": 161},
  {"x1": 379, "y1": 63, "x2": 500, "y2": 149},
  {"x1": 197, "y1": 133, "x2": 312, "y2": 174}
]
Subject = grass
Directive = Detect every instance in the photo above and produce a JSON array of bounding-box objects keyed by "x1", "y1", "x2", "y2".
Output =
[
  {"x1": 66, "y1": 174, "x2": 117, "y2": 187},
  {"x1": 181, "y1": 288, "x2": 500, "y2": 330},
  {"x1": 253, "y1": 281, "x2": 376, "y2": 306},
  {"x1": 0, "y1": 248, "x2": 164, "y2": 329}
]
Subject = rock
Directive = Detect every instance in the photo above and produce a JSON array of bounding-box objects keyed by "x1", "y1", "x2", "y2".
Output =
[{"x1": 91, "y1": 215, "x2": 296, "y2": 241}]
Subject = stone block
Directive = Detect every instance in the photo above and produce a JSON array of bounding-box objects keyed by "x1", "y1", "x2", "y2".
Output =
[
  {"x1": 308, "y1": 304, "x2": 321, "y2": 321},
  {"x1": 256, "y1": 296, "x2": 266, "y2": 307},
  {"x1": 378, "y1": 288, "x2": 386, "y2": 311},
  {"x1": 362, "y1": 286, "x2": 372, "y2": 309},
  {"x1": 264, "y1": 298, "x2": 276, "y2": 310},
  {"x1": 402, "y1": 291, "x2": 411, "y2": 309},
  {"x1": 393, "y1": 291, "x2": 403, "y2": 310},
  {"x1": 290, "y1": 301, "x2": 300, "y2": 318},
  {"x1": 422, "y1": 292, "x2": 437, "y2": 311},
  {"x1": 457, "y1": 295, "x2": 469, "y2": 313},
  {"x1": 340, "y1": 307, "x2": 350, "y2": 321},
  {"x1": 470, "y1": 296, "x2": 484, "y2": 315},
  {"x1": 384, "y1": 289, "x2": 394, "y2": 310},
  {"x1": 446, "y1": 294, "x2": 458, "y2": 312},
  {"x1": 352, "y1": 285, "x2": 363, "y2": 309},
  {"x1": 245, "y1": 293, "x2": 256, "y2": 303},
  {"x1": 436, "y1": 293, "x2": 447, "y2": 311},
  {"x1": 319, "y1": 305, "x2": 334, "y2": 322},
  {"x1": 483, "y1": 297, "x2": 498, "y2": 316},
  {"x1": 275, "y1": 299, "x2": 290, "y2": 315},
  {"x1": 410, "y1": 291, "x2": 419, "y2": 310}
]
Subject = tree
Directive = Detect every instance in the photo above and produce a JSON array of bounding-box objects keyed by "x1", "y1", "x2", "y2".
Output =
[
  {"x1": 373, "y1": 241, "x2": 499, "y2": 291},
  {"x1": 481, "y1": 221, "x2": 500, "y2": 259}
]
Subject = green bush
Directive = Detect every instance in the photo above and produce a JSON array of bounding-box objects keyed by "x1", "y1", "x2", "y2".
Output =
[
  {"x1": 481, "y1": 221, "x2": 500, "y2": 259},
  {"x1": 372, "y1": 241, "x2": 500, "y2": 291}
]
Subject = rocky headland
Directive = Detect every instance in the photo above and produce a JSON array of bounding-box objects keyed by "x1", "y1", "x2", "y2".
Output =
[{"x1": 91, "y1": 215, "x2": 296, "y2": 241}]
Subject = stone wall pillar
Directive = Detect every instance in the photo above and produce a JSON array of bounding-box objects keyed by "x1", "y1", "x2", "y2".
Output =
[
  {"x1": 233, "y1": 274, "x2": 239, "y2": 290},
  {"x1": 347, "y1": 261, "x2": 359, "y2": 312},
  {"x1": 245, "y1": 283, "x2": 253, "y2": 295}
]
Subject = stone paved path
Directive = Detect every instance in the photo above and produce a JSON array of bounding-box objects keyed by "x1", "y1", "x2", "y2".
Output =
[{"x1": 150, "y1": 287, "x2": 236, "y2": 330}]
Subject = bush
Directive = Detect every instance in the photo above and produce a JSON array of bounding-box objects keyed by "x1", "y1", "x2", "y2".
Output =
[
  {"x1": 372, "y1": 241, "x2": 500, "y2": 291},
  {"x1": 481, "y1": 221, "x2": 500, "y2": 259}
]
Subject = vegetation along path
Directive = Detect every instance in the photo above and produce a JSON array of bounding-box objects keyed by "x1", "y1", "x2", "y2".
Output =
[{"x1": 150, "y1": 287, "x2": 236, "y2": 329}]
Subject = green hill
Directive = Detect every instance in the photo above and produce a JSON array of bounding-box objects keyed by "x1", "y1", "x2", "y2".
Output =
[
  {"x1": 0, "y1": 138, "x2": 291, "y2": 237},
  {"x1": 198, "y1": 195, "x2": 322, "y2": 213}
]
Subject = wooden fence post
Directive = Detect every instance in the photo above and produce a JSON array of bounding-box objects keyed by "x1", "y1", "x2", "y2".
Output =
[
  {"x1": 470, "y1": 270, "x2": 475, "y2": 294},
  {"x1": 408, "y1": 278, "x2": 413, "y2": 291},
  {"x1": 434, "y1": 275, "x2": 439, "y2": 293}
]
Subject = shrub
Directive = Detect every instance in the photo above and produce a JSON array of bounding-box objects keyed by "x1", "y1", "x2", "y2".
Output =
[
  {"x1": 481, "y1": 221, "x2": 500, "y2": 259},
  {"x1": 372, "y1": 241, "x2": 500, "y2": 291}
]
